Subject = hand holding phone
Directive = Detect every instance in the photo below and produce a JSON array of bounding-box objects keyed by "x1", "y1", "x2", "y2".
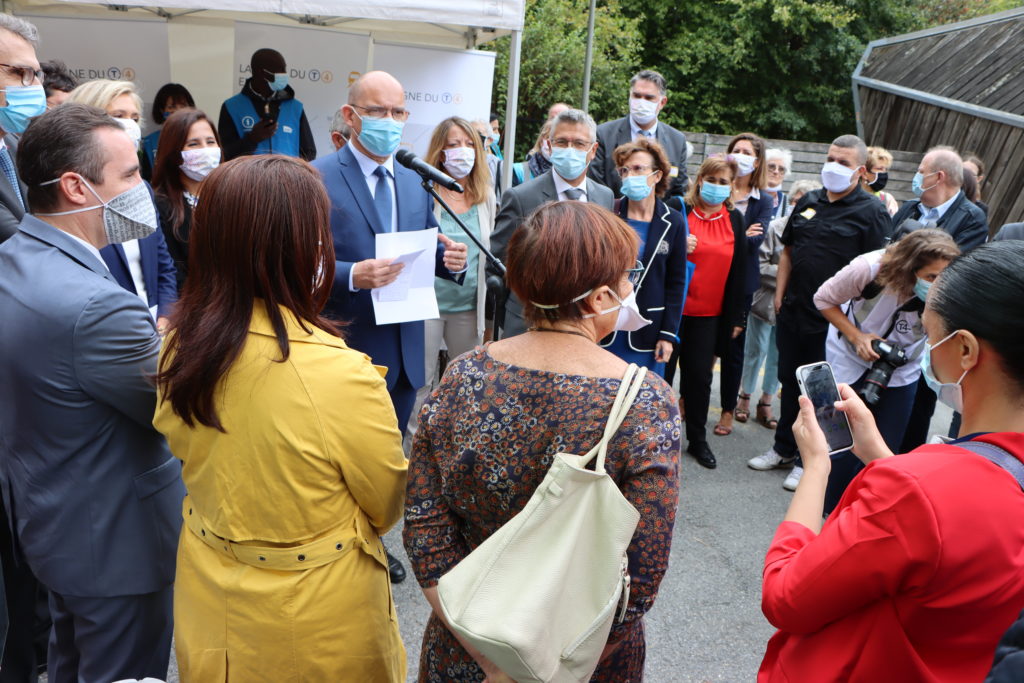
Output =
[{"x1": 795, "y1": 362, "x2": 854, "y2": 456}]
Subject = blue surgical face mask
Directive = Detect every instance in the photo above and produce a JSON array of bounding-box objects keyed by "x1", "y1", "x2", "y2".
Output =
[
  {"x1": 267, "y1": 72, "x2": 289, "y2": 92},
  {"x1": 620, "y1": 174, "x2": 654, "y2": 202},
  {"x1": 919, "y1": 329, "x2": 969, "y2": 412},
  {"x1": 549, "y1": 146, "x2": 590, "y2": 180},
  {"x1": 700, "y1": 181, "x2": 731, "y2": 206},
  {"x1": 354, "y1": 111, "x2": 404, "y2": 158},
  {"x1": 912, "y1": 171, "x2": 938, "y2": 197},
  {"x1": 914, "y1": 278, "x2": 932, "y2": 302},
  {"x1": 0, "y1": 84, "x2": 46, "y2": 134},
  {"x1": 491, "y1": 131, "x2": 501, "y2": 146}
]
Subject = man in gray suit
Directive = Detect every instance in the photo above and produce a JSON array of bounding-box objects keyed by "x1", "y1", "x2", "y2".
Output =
[
  {"x1": 490, "y1": 108, "x2": 614, "y2": 337},
  {"x1": 0, "y1": 14, "x2": 39, "y2": 243},
  {"x1": 0, "y1": 103, "x2": 184, "y2": 680},
  {"x1": 589, "y1": 69, "x2": 689, "y2": 199}
]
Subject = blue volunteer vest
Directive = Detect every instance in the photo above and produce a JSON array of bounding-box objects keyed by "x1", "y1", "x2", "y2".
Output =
[
  {"x1": 142, "y1": 130, "x2": 161, "y2": 167},
  {"x1": 223, "y1": 93, "x2": 303, "y2": 157}
]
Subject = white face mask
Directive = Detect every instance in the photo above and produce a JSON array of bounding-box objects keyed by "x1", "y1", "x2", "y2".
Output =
[
  {"x1": 821, "y1": 161, "x2": 858, "y2": 193},
  {"x1": 114, "y1": 117, "x2": 142, "y2": 150},
  {"x1": 629, "y1": 97, "x2": 658, "y2": 126},
  {"x1": 37, "y1": 175, "x2": 158, "y2": 245},
  {"x1": 180, "y1": 147, "x2": 222, "y2": 182},
  {"x1": 728, "y1": 153, "x2": 756, "y2": 177},
  {"x1": 443, "y1": 146, "x2": 476, "y2": 179},
  {"x1": 581, "y1": 288, "x2": 652, "y2": 332}
]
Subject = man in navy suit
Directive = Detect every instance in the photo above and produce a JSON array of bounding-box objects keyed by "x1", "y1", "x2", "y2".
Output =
[
  {"x1": 100, "y1": 227, "x2": 178, "y2": 333},
  {"x1": 312, "y1": 70, "x2": 466, "y2": 435}
]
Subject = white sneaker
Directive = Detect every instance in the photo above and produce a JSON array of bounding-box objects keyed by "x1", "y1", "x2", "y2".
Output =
[
  {"x1": 783, "y1": 466, "x2": 804, "y2": 491},
  {"x1": 747, "y1": 448, "x2": 795, "y2": 471}
]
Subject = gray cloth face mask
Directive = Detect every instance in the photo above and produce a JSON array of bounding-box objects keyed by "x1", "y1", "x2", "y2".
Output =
[{"x1": 37, "y1": 175, "x2": 158, "y2": 245}]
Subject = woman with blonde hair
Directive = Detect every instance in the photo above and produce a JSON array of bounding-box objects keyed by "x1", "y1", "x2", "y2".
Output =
[
  {"x1": 66, "y1": 79, "x2": 178, "y2": 334},
  {"x1": 861, "y1": 146, "x2": 898, "y2": 215},
  {"x1": 408, "y1": 116, "x2": 496, "y2": 439}
]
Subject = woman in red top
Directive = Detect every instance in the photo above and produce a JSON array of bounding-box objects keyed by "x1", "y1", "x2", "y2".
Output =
[
  {"x1": 676, "y1": 157, "x2": 747, "y2": 469},
  {"x1": 760, "y1": 240, "x2": 1024, "y2": 682}
]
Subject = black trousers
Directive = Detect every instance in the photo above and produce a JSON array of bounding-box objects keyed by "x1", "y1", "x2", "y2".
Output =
[
  {"x1": 773, "y1": 312, "x2": 828, "y2": 464},
  {"x1": 0, "y1": 506, "x2": 47, "y2": 683},
  {"x1": 678, "y1": 315, "x2": 723, "y2": 447},
  {"x1": 719, "y1": 295, "x2": 752, "y2": 413},
  {"x1": 899, "y1": 375, "x2": 937, "y2": 452}
]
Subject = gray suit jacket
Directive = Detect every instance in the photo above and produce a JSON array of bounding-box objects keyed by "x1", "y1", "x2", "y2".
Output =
[
  {"x1": 589, "y1": 116, "x2": 689, "y2": 198},
  {"x1": 489, "y1": 170, "x2": 614, "y2": 337},
  {"x1": 0, "y1": 135, "x2": 27, "y2": 244},
  {"x1": 0, "y1": 215, "x2": 184, "y2": 597}
]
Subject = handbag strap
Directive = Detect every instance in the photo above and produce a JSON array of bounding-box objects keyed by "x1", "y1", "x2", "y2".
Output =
[
  {"x1": 580, "y1": 363, "x2": 649, "y2": 471},
  {"x1": 957, "y1": 440, "x2": 1024, "y2": 491}
]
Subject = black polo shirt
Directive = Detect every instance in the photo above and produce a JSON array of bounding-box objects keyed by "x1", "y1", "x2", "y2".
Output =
[{"x1": 780, "y1": 186, "x2": 888, "y2": 334}]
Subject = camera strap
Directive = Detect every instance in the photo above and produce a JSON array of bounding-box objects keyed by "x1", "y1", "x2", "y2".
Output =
[
  {"x1": 879, "y1": 296, "x2": 925, "y2": 341},
  {"x1": 957, "y1": 441, "x2": 1024, "y2": 491}
]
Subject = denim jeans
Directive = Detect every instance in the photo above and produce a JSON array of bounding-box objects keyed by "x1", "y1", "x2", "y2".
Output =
[{"x1": 740, "y1": 312, "x2": 779, "y2": 398}]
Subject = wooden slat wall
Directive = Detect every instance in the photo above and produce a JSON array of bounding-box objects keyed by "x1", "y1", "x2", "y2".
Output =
[
  {"x1": 681, "y1": 131, "x2": 920, "y2": 204},
  {"x1": 859, "y1": 87, "x2": 1024, "y2": 231}
]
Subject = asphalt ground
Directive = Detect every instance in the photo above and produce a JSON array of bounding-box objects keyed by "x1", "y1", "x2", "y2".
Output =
[{"x1": 60, "y1": 367, "x2": 951, "y2": 683}]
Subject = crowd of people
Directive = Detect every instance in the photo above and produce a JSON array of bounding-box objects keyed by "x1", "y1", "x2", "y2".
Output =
[{"x1": 0, "y1": 11, "x2": 1023, "y2": 683}]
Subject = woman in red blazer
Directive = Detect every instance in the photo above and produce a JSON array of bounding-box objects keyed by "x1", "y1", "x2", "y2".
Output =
[{"x1": 759, "y1": 240, "x2": 1024, "y2": 682}]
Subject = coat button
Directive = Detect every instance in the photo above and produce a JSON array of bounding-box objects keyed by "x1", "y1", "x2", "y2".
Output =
[
  {"x1": 335, "y1": 543, "x2": 343, "y2": 550},
  {"x1": 188, "y1": 508, "x2": 192, "y2": 515},
  {"x1": 297, "y1": 554, "x2": 306, "y2": 561},
  {"x1": 258, "y1": 556, "x2": 266, "y2": 561},
  {"x1": 200, "y1": 529, "x2": 205, "y2": 536}
]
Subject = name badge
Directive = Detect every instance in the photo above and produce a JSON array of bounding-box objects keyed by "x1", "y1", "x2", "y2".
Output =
[
  {"x1": 800, "y1": 208, "x2": 816, "y2": 220},
  {"x1": 669, "y1": 166, "x2": 679, "y2": 178},
  {"x1": 283, "y1": 125, "x2": 294, "y2": 134}
]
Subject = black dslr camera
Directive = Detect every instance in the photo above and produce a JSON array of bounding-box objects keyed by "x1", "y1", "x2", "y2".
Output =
[{"x1": 859, "y1": 340, "x2": 908, "y2": 406}]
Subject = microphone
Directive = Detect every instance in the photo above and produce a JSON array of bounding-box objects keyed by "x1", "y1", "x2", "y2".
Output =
[{"x1": 395, "y1": 149, "x2": 464, "y2": 193}]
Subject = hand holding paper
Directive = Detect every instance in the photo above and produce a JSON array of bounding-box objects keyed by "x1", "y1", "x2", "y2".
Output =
[{"x1": 372, "y1": 228, "x2": 441, "y2": 325}]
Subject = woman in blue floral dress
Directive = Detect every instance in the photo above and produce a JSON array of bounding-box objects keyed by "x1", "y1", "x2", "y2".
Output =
[{"x1": 404, "y1": 201, "x2": 682, "y2": 682}]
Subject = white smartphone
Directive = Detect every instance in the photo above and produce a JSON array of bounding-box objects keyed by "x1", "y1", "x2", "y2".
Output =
[{"x1": 795, "y1": 362, "x2": 854, "y2": 456}]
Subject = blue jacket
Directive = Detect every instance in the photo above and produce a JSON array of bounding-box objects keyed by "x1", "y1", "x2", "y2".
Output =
[
  {"x1": 0, "y1": 215, "x2": 184, "y2": 597},
  {"x1": 100, "y1": 228, "x2": 178, "y2": 319},
  {"x1": 311, "y1": 144, "x2": 460, "y2": 391},
  {"x1": 602, "y1": 198, "x2": 689, "y2": 352},
  {"x1": 741, "y1": 190, "x2": 773, "y2": 296}
]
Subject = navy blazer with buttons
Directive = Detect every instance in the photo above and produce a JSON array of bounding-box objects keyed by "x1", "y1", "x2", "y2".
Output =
[
  {"x1": 100, "y1": 229, "x2": 178, "y2": 319},
  {"x1": 312, "y1": 143, "x2": 459, "y2": 392},
  {"x1": 740, "y1": 190, "x2": 773, "y2": 295},
  {"x1": 602, "y1": 198, "x2": 689, "y2": 353}
]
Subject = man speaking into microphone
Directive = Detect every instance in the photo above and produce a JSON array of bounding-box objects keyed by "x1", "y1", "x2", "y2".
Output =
[{"x1": 313, "y1": 70, "x2": 467, "y2": 435}]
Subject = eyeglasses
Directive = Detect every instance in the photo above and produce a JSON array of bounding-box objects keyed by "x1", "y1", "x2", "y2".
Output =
[
  {"x1": 617, "y1": 164, "x2": 654, "y2": 178},
  {"x1": 551, "y1": 138, "x2": 593, "y2": 152},
  {"x1": 0, "y1": 63, "x2": 43, "y2": 87},
  {"x1": 767, "y1": 163, "x2": 787, "y2": 173},
  {"x1": 351, "y1": 103, "x2": 411, "y2": 122},
  {"x1": 626, "y1": 260, "x2": 644, "y2": 286}
]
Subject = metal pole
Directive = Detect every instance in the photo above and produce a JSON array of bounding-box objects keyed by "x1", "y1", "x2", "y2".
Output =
[
  {"x1": 581, "y1": 0, "x2": 597, "y2": 111},
  {"x1": 501, "y1": 29, "x2": 522, "y2": 192}
]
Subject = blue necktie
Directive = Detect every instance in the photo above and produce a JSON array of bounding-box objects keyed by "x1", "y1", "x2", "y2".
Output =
[
  {"x1": 373, "y1": 165, "x2": 392, "y2": 232},
  {"x1": 0, "y1": 147, "x2": 24, "y2": 211}
]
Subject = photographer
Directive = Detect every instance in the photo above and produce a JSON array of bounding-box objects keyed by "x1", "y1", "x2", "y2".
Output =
[{"x1": 813, "y1": 229, "x2": 959, "y2": 512}]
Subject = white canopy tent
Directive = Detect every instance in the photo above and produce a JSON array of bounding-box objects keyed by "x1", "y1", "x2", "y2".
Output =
[{"x1": 8, "y1": 0, "x2": 525, "y2": 185}]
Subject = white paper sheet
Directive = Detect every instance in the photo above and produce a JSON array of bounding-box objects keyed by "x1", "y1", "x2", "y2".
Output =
[{"x1": 372, "y1": 228, "x2": 440, "y2": 325}]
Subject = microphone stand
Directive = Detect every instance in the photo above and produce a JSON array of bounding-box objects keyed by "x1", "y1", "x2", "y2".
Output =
[{"x1": 420, "y1": 179, "x2": 509, "y2": 341}]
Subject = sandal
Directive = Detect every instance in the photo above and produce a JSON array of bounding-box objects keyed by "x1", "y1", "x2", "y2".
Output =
[
  {"x1": 756, "y1": 402, "x2": 778, "y2": 429},
  {"x1": 713, "y1": 411, "x2": 733, "y2": 436},
  {"x1": 735, "y1": 393, "x2": 751, "y2": 423}
]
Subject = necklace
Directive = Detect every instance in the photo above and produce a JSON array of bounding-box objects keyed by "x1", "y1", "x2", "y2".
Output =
[{"x1": 528, "y1": 326, "x2": 592, "y2": 340}]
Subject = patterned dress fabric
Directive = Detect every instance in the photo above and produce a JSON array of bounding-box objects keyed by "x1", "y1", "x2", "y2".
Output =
[{"x1": 404, "y1": 345, "x2": 681, "y2": 682}]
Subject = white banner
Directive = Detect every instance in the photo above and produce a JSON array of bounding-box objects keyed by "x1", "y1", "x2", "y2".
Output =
[
  {"x1": 24, "y1": 15, "x2": 171, "y2": 129},
  {"x1": 371, "y1": 43, "x2": 495, "y2": 158},
  {"x1": 233, "y1": 21, "x2": 370, "y2": 157}
]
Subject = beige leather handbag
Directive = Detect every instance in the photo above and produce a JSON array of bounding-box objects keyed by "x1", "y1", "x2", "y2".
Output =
[{"x1": 437, "y1": 364, "x2": 646, "y2": 682}]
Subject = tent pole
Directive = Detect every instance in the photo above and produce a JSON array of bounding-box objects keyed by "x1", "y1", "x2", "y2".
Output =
[
  {"x1": 501, "y1": 29, "x2": 522, "y2": 192},
  {"x1": 581, "y1": 0, "x2": 596, "y2": 111}
]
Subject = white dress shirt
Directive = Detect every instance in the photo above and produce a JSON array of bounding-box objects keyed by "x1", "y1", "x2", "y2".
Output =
[
  {"x1": 347, "y1": 144, "x2": 398, "y2": 291},
  {"x1": 552, "y1": 171, "x2": 589, "y2": 202},
  {"x1": 629, "y1": 117, "x2": 659, "y2": 141},
  {"x1": 919, "y1": 190, "x2": 961, "y2": 223},
  {"x1": 120, "y1": 239, "x2": 154, "y2": 319},
  {"x1": 66, "y1": 232, "x2": 107, "y2": 272}
]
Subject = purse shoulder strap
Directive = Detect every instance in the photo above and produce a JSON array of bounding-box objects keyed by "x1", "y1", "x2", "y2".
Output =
[
  {"x1": 957, "y1": 440, "x2": 1024, "y2": 491},
  {"x1": 580, "y1": 363, "x2": 649, "y2": 471}
]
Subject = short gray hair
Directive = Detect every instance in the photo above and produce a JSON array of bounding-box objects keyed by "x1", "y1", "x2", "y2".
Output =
[
  {"x1": 630, "y1": 69, "x2": 667, "y2": 96},
  {"x1": 789, "y1": 179, "x2": 822, "y2": 197},
  {"x1": 831, "y1": 134, "x2": 868, "y2": 166},
  {"x1": 329, "y1": 109, "x2": 352, "y2": 139},
  {"x1": 766, "y1": 148, "x2": 793, "y2": 177},
  {"x1": 0, "y1": 14, "x2": 39, "y2": 47},
  {"x1": 926, "y1": 145, "x2": 964, "y2": 187},
  {"x1": 549, "y1": 108, "x2": 597, "y2": 143}
]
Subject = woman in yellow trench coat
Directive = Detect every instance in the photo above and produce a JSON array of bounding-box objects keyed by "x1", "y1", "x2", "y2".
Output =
[{"x1": 153, "y1": 155, "x2": 408, "y2": 681}]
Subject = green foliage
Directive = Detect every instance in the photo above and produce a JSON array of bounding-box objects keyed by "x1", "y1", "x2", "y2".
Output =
[{"x1": 485, "y1": 0, "x2": 642, "y2": 159}]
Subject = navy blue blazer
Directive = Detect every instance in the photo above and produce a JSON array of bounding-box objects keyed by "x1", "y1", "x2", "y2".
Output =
[
  {"x1": 602, "y1": 198, "x2": 689, "y2": 352},
  {"x1": 311, "y1": 144, "x2": 459, "y2": 390},
  {"x1": 741, "y1": 190, "x2": 773, "y2": 296},
  {"x1": 100, "y1": 229, "x2": 178, "y2": 318}
]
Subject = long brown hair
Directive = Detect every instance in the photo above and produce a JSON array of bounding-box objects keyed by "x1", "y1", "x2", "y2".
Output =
[
  {"x1": 685, "y1": 156, "x2": 738, "y2": 211},
  {"x1": 425, "y1": 116, "x2": 490, "y2": 206},
  {"x1": 726, "y1": 132, "x2": 768, "y2": 190},
  {"x1": 876, "y1": 228, "x2": 959, "y2": 300},
  {"x1": 157, "y1": 155, "x2": 339, "y2": 431},
  {"x1": 151, "y1": 108, "x2": 220, "y2": 236}
]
